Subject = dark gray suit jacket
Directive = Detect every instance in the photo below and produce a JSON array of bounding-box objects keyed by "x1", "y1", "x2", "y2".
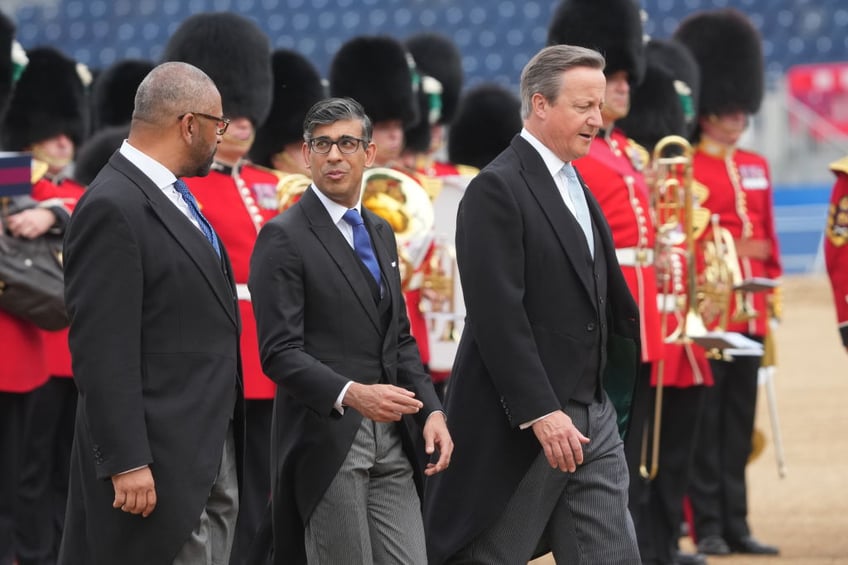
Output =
[
  {"x1": 248, "y1": 187, "x2": 442, "y2": 565},
  {"x1": 60, "y1": 151, "x2": 244, "y2": 565},
  {"x1": 422, "y1": 135, "x2": 641, "y2": 564}
]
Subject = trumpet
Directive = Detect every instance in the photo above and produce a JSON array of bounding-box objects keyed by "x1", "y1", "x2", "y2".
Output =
[{"x1": 641, "y1": 135, "x2": 710, "y2": 480}]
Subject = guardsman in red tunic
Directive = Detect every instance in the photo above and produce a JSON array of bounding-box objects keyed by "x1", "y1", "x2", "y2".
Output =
[
  {"x1": 0, "y1": 42, "x2": 89, "y2": 565},
  {"x1": 547, "y1": 0, "x2": 664, "y2": 547},
  {"x1": 162, "y1": 14, "x2": 296, "y2": 565},
  {"x1": 676, "y1": 9, "x2": 782, "y2": 556},
  {"x1": 825, "y1": 157, "x2": 848, "y2": 352},
  {"x1": 618, "y1": 36, "x2": 713, "y2": 565}
]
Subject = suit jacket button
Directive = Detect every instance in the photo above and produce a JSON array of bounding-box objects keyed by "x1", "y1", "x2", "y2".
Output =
[{"x1": 587, "y1": 322, "x2": 596, "y2": 331}]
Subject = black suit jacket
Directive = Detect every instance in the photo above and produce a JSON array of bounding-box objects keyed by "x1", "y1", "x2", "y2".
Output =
[
  {"x1": 422, "y1": 135, "x2": 640, "y2": 564},
  {"x1": 248, "y1": 187, "x2": 442, "y2": 565},
  {"x1": 59, "y1": 152, "x2": 244, "y2": 565}
]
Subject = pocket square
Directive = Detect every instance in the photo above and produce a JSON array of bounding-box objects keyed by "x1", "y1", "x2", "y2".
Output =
[{"x1": 391, "y1": 261, "x2": 397, "y2": 268}]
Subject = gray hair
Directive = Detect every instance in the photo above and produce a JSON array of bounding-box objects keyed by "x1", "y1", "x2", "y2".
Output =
[
  {"x1": 303, "y1": 97, "x2": 372, "y2": 141},
  {"x1": 520, "y1": 45, "x2": 605, "y2": 119},
  {"x1": 133, "y1": 62, "x2": 217, "y2": 125}
]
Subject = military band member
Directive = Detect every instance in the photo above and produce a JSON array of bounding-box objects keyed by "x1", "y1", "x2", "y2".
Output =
[
  {"x1": 161, "y1": 13, "x2": 278, "y2": 564},
  {"x1": 675, "y1": 9, "x2": 782, "y2": 556},
  {"x1": 1, "y1": 43, "x2": 88, "y2": 565},
  {"x1": 825, "y1": 156, "x2": 848, "y2": 353}
]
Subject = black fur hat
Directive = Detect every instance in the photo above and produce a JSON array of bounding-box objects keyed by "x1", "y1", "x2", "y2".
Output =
[
  {"x1": 618, "y1": 39, "x2": 701, "y2": 148},
  {"x1": 73, "y1": 124, "x2": 129, "y2": 186},
  {"x1": 0, "y1": 10, "x2": 15, "y2": 119},
  {"x1": 162, "y1": 12, "x2": 272, "y2": 126},
  {"x1": 674, "y1": 8, "x2": 764, "y2": 116},
  {"x1": 90, "y1": 59, "x2": 153, "y2": 131},
  {"x1": 329, "y1": 35, "x2": 418, "y2": 127},
  {"x1": 405, "y1": 32, "x2": 463, "y2": 124},
  {"x1": 448, "y1": 83, "x2": 522, "y2": 169},
  {"x1": 249, "y1": 49, "x2": 324, "y2": 168},
  {"x1": 547, "y1": 0, "x2": 645, "y2": 85},
  {"x1": 1, "y1": 46, "x2": 89, "y2": 151}
]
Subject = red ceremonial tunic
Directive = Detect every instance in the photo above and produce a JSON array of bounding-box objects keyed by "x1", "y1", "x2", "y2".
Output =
[
  {"x1": 825, "y1": 157, "x2": 848, "y2": 347},
  {"x1": 187, "y1": 162, "x2": 283, "y2": 399},
  {"x1": 693, "y1": 140, "x2": 782, "y2": 337},
  {"x1": 575, "y1": 129, "x2": 663, "y2": 363}
]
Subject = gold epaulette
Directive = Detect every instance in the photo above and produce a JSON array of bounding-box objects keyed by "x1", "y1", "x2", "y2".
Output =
[
  {"x1": 454, "y1": 164, "x2": 480, "y2": 177},
  {"x1": 627, "y1": 139, "x2": 650, "y2": 172},
  {"x1": 829, "y1": 156, "x2": 848, "y2": 176}
]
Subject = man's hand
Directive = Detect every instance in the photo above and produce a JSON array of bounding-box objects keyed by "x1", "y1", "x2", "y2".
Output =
[
  {"x1": 343, "y1": 382, "x2": 423, "y2": 422},
  {"x1": 422, "y1": 411, "x2": 453, "y2": 476},
  {"x1": 531, "y1": 411, "x2": 590, "y2": 473},
  {"x1": 5, "y1": 208, "x2": 55, "y2": 239},
  {"x1": 111, "y1": 466, "x2": 157, "y2": 518}
]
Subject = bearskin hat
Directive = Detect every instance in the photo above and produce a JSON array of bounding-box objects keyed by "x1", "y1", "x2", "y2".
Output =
[
  {"x1": 249, "y1": 49, "x2": 324, "y2": 168},
  {"x1": 547, "y1": 0, "x2": 645, "y2": 85},
  {"x1": 90, "y1": 59, "x2": 153, "y2": 132},
  {"x1": 448, "y1": 83, "x2": 522, "y2": 170},
  {"x1": 329, "y1": 35, "x2": 418, "y2": 127},
  {"x1": 618, "y1": 39, "x2": 701, "y2": 148},
  {"x1": 73, "y1": 124, "x2": 129, "y2": 186},
  {"x1": 0, "y1": 11, "x2": 15, "y2": 118},
  {"x1": 405, "y1": 32, "x2": 463, "y2": 124},
  {"x1": 162, "y1": 12, "x2": 272, "y2": 126},
  {"x1": 1, "y1": 46, "x2": 89, "y2": 151},
  {"x1": 673, "y1": 8, "x2": 764, "y2": 116}
]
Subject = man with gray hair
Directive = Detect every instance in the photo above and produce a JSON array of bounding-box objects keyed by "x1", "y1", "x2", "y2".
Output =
[
  {"x1": 248, "y1": 97, "x2": 452, "y2": 564},
  {"x1": 60, "y1": 61, "x2": 243, "y2": 565},
  {"x1": 423, "y1": 44, "x2": 642, "y2": 564}
]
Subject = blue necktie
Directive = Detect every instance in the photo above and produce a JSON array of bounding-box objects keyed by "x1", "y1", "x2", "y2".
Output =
[
  {"x1": 173, "y1": 178, "x2": 221, "y2": 257},
  {"x1": 342, "y1": 208, "x2": 382, "y2": 287},
  {"x1": 562, "y1": 164, "x2": 594, "y2": 258}
]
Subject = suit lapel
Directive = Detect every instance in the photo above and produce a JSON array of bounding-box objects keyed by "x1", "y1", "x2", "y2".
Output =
[
  {"x1": 109, "y1": 153, "x2": 238, "y2": 326},
  {"x1": 512, "y1": 137, "x2": 596, "y2": 302},
  {"x1": 299, "y1": 189, "x2": 382, "y2": 333}
]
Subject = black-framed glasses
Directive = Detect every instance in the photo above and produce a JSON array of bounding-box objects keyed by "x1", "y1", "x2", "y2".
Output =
[
  {"x1": 307, "y1": 135, "x2": 368, "y2": 155},
  {"x1": 178, "y1": 112, "x2": 231, "y2": 135}
]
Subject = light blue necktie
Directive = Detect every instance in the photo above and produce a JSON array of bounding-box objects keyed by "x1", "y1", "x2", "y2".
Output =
[
  {"x1": 342, "y1": 208, "x2": 382, "y2": 287},
  {"x1": 173, "y1": 178, "x2": 221, "y2": 257},
  {"x1": 561, "y1": 163, "x2": 594, "y2": 258}
]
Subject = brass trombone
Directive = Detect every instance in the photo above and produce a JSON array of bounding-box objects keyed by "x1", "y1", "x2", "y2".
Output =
[{"x1": 640, "y1": 135, "x2": 710, "y2": 480}]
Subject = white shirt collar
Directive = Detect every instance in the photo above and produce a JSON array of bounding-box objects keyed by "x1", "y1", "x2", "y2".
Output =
[
  {"x1": 118, "y1": 140, "x2": 178, "y2": 189},
  {"x1": 519, "y1": 127, "x2": 569, "y2": 179},
  {"x1": 309, "y1": 184, "x2": 363, "y2": 225}
]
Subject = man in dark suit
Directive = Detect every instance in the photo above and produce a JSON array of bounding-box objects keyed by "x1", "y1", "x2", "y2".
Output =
[
  {"x1": 422, "y1": 44, "x2": 642, "y2": 564},
  {"x1": 59, "y1": 61, "x2": 243, "y2": 565},
  {"x1": 248, "y1": 97, "x2": 452, "y2": 565}
]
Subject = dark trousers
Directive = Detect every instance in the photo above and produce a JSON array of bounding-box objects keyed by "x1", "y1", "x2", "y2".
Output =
[
  {"x1": 1, "y1": 391, "x2": 35, "y2": 565},
  {"x1": 635, "y1": 386, "x2": 707, "y2": 564},
  {"x1": 17, "y1": 378, "x2": 77, "y2": 565},
  {"x1": 229, "y1": 399, "x2": 272, "y2": 565},
  {"x1": 623, "y1": 363, "x2": 655, "y2": 560},
  {"x1": 688, "y1": 352, "x2": 761, "y2": 542}
]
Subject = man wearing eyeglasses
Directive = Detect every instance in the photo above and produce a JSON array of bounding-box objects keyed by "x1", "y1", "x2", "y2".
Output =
[
  {"x1": 60, "y1": 61, "x2": 243, "y2": 565},
  {"x1": 248, "y1": 97, "x2": 452, "y2": 565}
]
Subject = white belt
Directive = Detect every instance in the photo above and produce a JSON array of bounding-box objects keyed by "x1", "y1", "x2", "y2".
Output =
[
  {"x1": 236, "y1": 284, "x2": 251, "y2": 301},
  {"x1": 615, "y1": 247, "x2": 654, "y2": 266}
]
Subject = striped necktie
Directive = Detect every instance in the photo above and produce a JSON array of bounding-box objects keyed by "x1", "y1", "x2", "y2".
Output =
[{"x1": 173, "y1": 178, "x2": 221, "y2": 257}]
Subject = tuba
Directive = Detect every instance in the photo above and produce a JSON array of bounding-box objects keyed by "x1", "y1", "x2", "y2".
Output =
[
  {"x1": 641, "y1": 135, "x2": 710, "y2": 480},
  {"x1": 361, "y1": 167, "x2": 435, "y2": 290}
]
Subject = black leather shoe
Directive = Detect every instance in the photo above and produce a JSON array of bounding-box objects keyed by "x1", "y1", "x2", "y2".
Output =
[
  {"x1": 727, "y1": 535, "x2": 780, "y2": 555},
  {"x1": 697, "y1": 534, "x2": 731, "y2": 555},
  {"x1": 674, "y1": 550, "x2": 708, "y2": 565}
]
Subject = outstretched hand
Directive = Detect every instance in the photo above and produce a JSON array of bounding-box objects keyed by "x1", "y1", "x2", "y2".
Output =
[{"x1": 343, "y1": 382, "x2": 423, "y2": 422}]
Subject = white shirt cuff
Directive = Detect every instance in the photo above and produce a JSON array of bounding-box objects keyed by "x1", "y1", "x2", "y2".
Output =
[
  {"x1": 334, "y1": 381, "x2": 353, "y2": 415},
  {"x1": 519, "y1": 410, "x2": 559, "y2": 430}
]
